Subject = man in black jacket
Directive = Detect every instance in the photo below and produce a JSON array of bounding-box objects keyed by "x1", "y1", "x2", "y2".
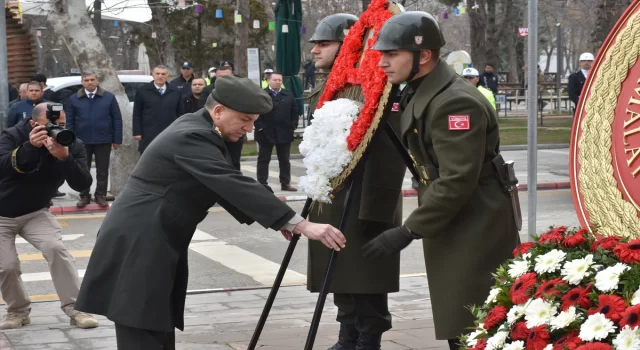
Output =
[
  {"x1": 0, "y1": 102, "x2": 98, "y2": 330},
  {"x1": 568, "y1": 52, "x2": 594, "y2": 111},
  {"x1": 255, "y1": 72, "x2": 299, "y2": 191},
  {"x1": 183, "y1": 78, "x2": 206, "y2": 114},
  {"x1": 133, "y1": 65, "x2": 185, "y2": 154}
]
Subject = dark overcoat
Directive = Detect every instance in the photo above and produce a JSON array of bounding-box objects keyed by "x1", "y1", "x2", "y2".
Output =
[
  {"x1": 400, "y1": 61, "x2": 520, "y2": 339},
  {"x1": 568, "y1": 70, "x2": 587, "y2": 106},
  {"x1": 75, "y1": 109, "x2": 296, "y2": 332},
  {"x1": 255, "y1": 88, "x2": 299, "y2": 145},
  {"x1": 305, "y1": 81, "x2": 406, "y2": 294},
  {"x1": 132, "y1": 82, "x2": 185, "y2": 153}
]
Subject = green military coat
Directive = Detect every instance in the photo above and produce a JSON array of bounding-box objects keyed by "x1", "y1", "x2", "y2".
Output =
[
  {"x1": 400, "y1": 61, "x2": 520, "y2": 339},
  {"x1": 306, "y1": 79, "x2": 407, "y2": 294}
]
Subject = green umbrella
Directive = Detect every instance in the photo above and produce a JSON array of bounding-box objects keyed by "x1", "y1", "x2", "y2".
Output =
[{"x1": 275, "y1": 0, "x2": 304, "y2": 114}]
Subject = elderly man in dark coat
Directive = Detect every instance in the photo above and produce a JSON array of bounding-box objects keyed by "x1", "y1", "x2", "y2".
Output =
[
  {"x1": 75, "y1": 76, "x2": 346, "y2": 349},
  {"x1": 132, "y1": 65, "x2": 185, "y2": 154},
  {"x1": 366, "y1": 12, "x2": 520, "y2": 350}
]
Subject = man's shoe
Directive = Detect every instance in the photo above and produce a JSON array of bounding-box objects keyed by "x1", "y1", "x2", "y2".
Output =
[
  {"x1": 94, "y1": 195, "x2": 108, "y2": 208},
  {"x1": 355, "y1": 333, "x2": 382, "y2": 350},
  {"x1": 0, "y1": 313, "x2": 30, "y2": 329},
  {"x1": 281, "y1": 184, "x2": 298, "y2": 192},
  {"x1": 70, "y1": 312, "x2": 99, "y2": 329},
  {"x1": 328, "y1": 323, "x2": 358, "y2": 350},
  {"x1": 53, "y1": 191, "x2": 66, "y2": 198},
  {"x1": 76, "y1": 196, "x2": 91, "y2": 208}
]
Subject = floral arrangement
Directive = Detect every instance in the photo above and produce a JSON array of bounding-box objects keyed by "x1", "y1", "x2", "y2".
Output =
[
  {"x1": 315, "y1": 0, "x2": 393, "y2": 152},
  {"x1": 460, "y1": 227, "x2": 640, "y2": 350},
  {"x1": 298, "y1": 0, "x2": 394, "y2": 202},
  {"x1": 298, "y1": 99, "x2": 362, "y2": 203}
]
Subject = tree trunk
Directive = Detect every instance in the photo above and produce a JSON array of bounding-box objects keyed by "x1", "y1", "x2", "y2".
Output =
[
  {"x1": 485, "y1": 0, "x2": 500, "y2": 67},
  {"x1": 149, "y1": 0, "x2": 177, "y2": 75},
  {"x1": 507, "y1": 27, "x2": 519, "y2": 83},
  {"x1": 48, "y1": 0, "x2": 139, "y2": 196},
  {"x1": 234, "y1": 0, "x2": 250, "y2": 77},
  {"x1": 468, "y1": 0, "x2": 487, "y2": 70}
]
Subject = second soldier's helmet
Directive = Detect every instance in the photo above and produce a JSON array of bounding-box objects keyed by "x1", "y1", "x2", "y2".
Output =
[
  {"x1": 372, "y1": 11, "x2": 446, "y2": 51},
  {"x1": 309, "y1": 13, "x2": 359, "y2": 43}
]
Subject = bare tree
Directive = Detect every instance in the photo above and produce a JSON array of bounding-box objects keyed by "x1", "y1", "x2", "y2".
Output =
[
  {"x1": 148, "y1": 0, "x2": 177, "y2": 75},
  {"x1": 234, "y1": 0, "x2": 250, "y2": 76},
  {"x1": 48, "y1": 0, "x2": 138, "y2": 196}
]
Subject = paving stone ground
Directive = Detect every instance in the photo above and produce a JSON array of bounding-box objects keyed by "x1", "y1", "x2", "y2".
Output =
[{"x1": 0, "y1": 276, "x2": 450, "y2": 349}]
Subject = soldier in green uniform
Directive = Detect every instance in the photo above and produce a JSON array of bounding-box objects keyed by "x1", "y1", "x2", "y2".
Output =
[
  {"x1": 364, "y1": 11, "x2": 520, "y2": 350},
  {"x1": 306, "y1": 13, "x2": 407, "y2": 350}
]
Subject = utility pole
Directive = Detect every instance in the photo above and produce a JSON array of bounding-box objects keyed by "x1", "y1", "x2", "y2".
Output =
[
  {"x1": 556, "y1": 23, "x2": 563, "y2": 114},
  {"x1": 0, "y1": 0, "x2": 10, "y2": 132},
  {"x1": 93, "y1": 0, "x2": 102, "y2": 37},
  {"x1": 526, "y1": 0, "x2": 539, "y2": 240}
]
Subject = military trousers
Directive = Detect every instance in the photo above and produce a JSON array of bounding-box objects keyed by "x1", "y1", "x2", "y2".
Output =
[
  {"x1": 115, "y1": 323, "x2": 175, "y2": 349},
  {"x1": 334, "y1": 293, "x2": 392, "y2": 334},
  {"x1": 0, "y1": 209, "x2": 80, "y2": 317}
]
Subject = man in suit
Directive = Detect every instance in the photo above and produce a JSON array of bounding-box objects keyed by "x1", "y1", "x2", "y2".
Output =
[
  {"x1": 367, "y1": 11, "x2": 520, "y2": 350},
  {"x1": 133, "y1": 65, "x2": 185, "y2": 154},
  {"x1": 568, "y1": 52, "x2": 594, "y2": 111},
  {"x1": 75, "y1": 76, "x2": 346, "y2": 349},
  {"x1": 255, "y1": 72, "x2": 299, "y2": 192}
]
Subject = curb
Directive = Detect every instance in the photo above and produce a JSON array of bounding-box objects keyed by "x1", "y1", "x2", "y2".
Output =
[{"x1": 49, "y1": 182, "x2": 571, "y2": 215}]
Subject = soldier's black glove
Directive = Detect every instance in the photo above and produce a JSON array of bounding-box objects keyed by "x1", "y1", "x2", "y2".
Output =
[{"x1": 362, "y1": 226, "x2": 415, "y2": 259}]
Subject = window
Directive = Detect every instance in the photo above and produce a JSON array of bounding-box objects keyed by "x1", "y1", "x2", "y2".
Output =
[
  {"x1": 52, "y1": 85, "x2": 82, "y2": 105},
  {"x1": 123, "y1": 83, "x2": 147, "y2": 102}
]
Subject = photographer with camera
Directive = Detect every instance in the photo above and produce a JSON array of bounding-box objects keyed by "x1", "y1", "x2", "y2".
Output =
[{"x1": 0, "y1": 102, "x2": 98, "y2": 330}]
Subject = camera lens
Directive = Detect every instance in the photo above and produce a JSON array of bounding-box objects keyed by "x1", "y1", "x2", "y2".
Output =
[{"x1": 50, "y1": 128, "x2": 76, "y2": 146}]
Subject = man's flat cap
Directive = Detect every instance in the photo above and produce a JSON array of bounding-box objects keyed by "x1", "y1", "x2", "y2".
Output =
[{"x1": 212, "y1": 76, "x2": 272, "y2": 114}]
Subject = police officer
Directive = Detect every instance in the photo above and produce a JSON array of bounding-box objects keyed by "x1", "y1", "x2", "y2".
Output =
[
  {"x1": 307, "y1": 13, "x2": 407, "y2": 350},
  {"x1": 461, "y1": 67, "x2": 496, "y2": 111},
  {"x1": 364, "y1": 11, "x2": 520, "y2": 350},
  {"x1": 568, "y1": 52, "x2": 594, "y2": 110},
  {"x1": 75, "y1": 76, "x2": 347, "y2": 349}
]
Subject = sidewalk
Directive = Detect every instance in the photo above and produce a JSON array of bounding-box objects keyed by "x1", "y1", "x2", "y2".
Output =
[{"x1": 0, "y1": 275, "x2": 449, "y2": 349}]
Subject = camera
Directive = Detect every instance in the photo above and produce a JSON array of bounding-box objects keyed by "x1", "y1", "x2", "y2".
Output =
[{"x1": 45, "y1": 103, "x2": 75, "y2": 146}]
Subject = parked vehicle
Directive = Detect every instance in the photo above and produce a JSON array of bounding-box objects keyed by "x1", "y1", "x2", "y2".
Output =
[{"x1": 44, "y1": 75, "x2": 153, "y2": 107}]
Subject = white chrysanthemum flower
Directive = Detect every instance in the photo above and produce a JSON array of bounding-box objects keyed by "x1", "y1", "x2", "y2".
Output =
[
  {"x1": 550, "y1": 306, "x2": 579, "y2": 331},
  {"x1": 525, "y1": 298, "x2": 557, "y2": 328},
  {"x1": 534, "y1": 249, "x2": 567, "y2": 274},
  {"x1": 579, "y1": 313, "x2": 617, "y2": 341},
  {"x1": 595, "y1": 263, "x2": 630, "y2": 292},
  {"x1": 486, "y1": 331, "x2": 509, "y2": 350},
  {"x1": 466, "y1": 329, "x2": 485, "y2": 347},
  {"x1": 632, "y1": 286, "x2": 640, "y2": 306},
  {"x1": 299, "y1": 99, "x2": 361, "y2": 202},
  {"x1": 508, "y1": 259, "x2": 530, "y2": 279},
  {"x1": 543, "y1": 345, "x2": 553, "y2": 350},
  {"x1": 485, "y1": 288, "x2": 501, "y2": 305},
  {"x1": 502, "y1": 341, "x2": 525, "y2": 350},
  {"x1": 507, "y1": 304, "x2": 527, "y2": 325},
  {"x1": 561, "y1": 254, "x2": 595, "y2": 285},
  {"x1": 613, "y1": 326, "x2": 640, "y2": 350}
]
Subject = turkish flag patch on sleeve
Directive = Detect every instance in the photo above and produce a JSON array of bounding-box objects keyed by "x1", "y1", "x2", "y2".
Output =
[{"x1": 448, "y1": 115, "x2": 470, "y2": 130}]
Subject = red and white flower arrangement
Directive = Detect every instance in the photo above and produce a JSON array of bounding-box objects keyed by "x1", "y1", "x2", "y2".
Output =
[
  {"x1": 298, "y1": 0, "x2": 394, "y2": 203},
  {"x1": 460, "y1": 226, "x2": 640, "y2": 350}
]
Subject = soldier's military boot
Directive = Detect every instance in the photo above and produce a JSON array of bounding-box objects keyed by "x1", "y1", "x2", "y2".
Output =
[
  {"x1": 328, "y1": 323, "x2": 359, "y2": 350},
  {"x1": 355, "y1": 333, "x2": 382, "y2": 350}
]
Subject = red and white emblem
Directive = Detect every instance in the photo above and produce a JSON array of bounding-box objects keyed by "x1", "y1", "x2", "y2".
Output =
[
  {"x1": 448, "y1": 115, "x2": 470, "y2": 130},
  {"x1": 414, "y1": 36, "x2": 423, "y2": 45},
  {"x1": 391, "y1": 102, "x2": 399, "y2": 112}
]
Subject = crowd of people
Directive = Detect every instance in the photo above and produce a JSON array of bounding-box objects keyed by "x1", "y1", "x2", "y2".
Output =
[{"x1": 0, "y1": 8, "x2": 598, "y2": 350}]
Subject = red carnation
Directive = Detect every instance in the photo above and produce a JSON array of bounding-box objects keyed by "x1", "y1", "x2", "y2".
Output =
[
  {"x1": 587, "y1": 295, "x2": 626, "y2": 322},
  {"x1": 613, "y1": 239, "x2": 640, "y2": 264},
  {"x1": 510, "y1": 321, "x2": 529, "y2": 340},
  {"x1": 620, "y1": 304, "x2": 640, "y2": 329},
  {"x1": 591, "y1": 236, "x2": 622, "y2": 252},
  {"x1": 536, "y1": 278, "x2": 567, "y2": 299},
  {"x1": 469, "y1": 338, "x2": 487, "y2": 350},
  {"x1": 525, "y1": 326, "x2": 550, "y2": 350},
  {"x1": 553, "y1": 331, "x2": 582, "y2": 350},
  {"x1": 575, "y1": 343, "x2": 612, "y2": 350},
  {"x1": 483, "y1": 305, "x2": 508, "y2": 330},
  {"x1": 563, "y1": 229, "x2": 588, "y2": 248},
  {"x1": 511, "y1": 273, "x2": 538, "y2": 305},
  {"x1": 561, "y1": 286, "x2": 593, "y2": 311},
  {"x1": 539, "y1": 231, "x2": 564, "y2": 245},
  {"x1": 513, "y1": 242, "x2": 535, "y2": 257}
]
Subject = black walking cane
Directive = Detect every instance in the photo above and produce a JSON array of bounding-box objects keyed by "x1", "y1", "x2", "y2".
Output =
[{"x1": 248, "y1": 198, "x2": 313, "y2": 350}]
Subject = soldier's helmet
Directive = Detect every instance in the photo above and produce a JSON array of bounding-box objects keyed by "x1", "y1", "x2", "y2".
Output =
[
  {"x1": 372, "y1": 11, "x2": 446, "y2": 51},
  {"x1": 309, "y1": 13, "x2": 359, "y2": 43}
]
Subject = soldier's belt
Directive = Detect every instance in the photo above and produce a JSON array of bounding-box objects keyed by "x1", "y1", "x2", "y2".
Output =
[{"x1": 411, "y1": 159, "x2": 498, "y2": 184}]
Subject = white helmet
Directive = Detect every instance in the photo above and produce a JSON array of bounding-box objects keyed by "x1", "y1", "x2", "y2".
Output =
[
  {"x1": 264, "y1": 68, "x2": 274, "y2": 73},
  {"x1": 461, "y1": 67, "x2": 479, "y2": 77},
  {"x1": 208, "y1": 67, "x2": 216, "y2": 72},
  {"x1": 579, "y1": 52, "x2": 594, "y2": 61}
]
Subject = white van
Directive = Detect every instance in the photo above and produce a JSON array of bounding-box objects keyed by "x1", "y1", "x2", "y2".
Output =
[{"x1": 44, "y1": 75, "x2": 153, "y2": 107}]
